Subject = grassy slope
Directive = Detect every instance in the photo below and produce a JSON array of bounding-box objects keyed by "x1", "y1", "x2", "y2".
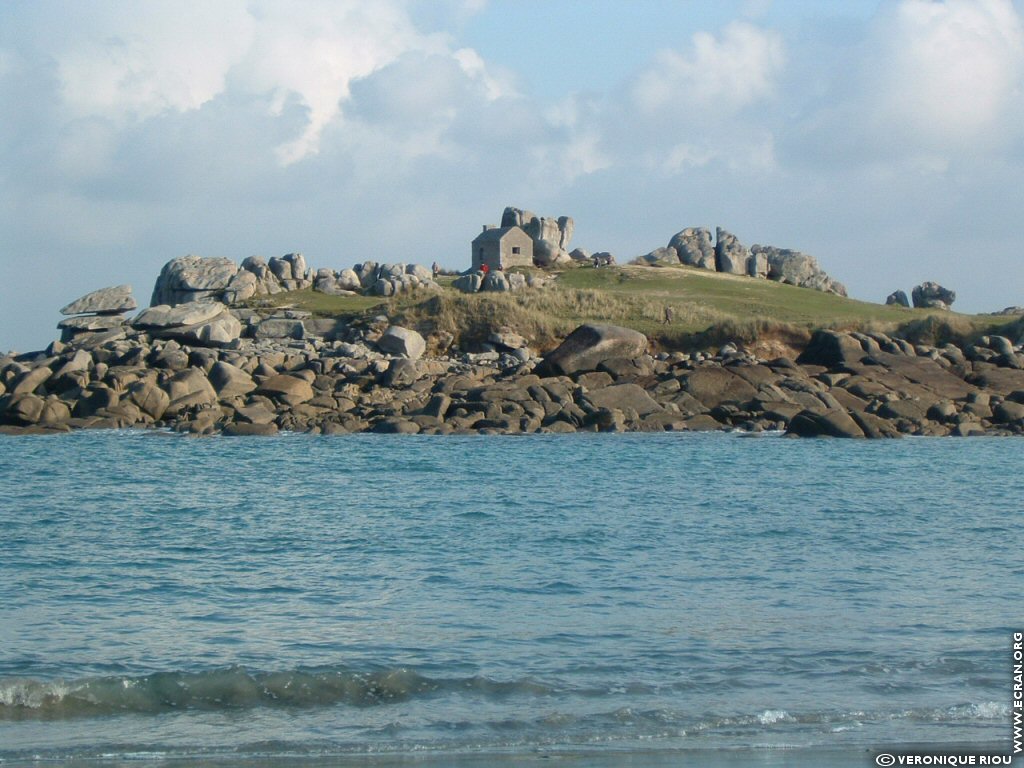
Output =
[{"x1": 245, "y1": 264, "x2": 1021, "y2": 354}]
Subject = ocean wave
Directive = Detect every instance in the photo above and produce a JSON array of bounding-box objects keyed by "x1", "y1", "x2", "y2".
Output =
[
  {"x1": 1, "y1": 665, "x2": 1009, "y2": 738},
  {"x1": 0, "y1": 666, "x2": 551, "y2": 718}
]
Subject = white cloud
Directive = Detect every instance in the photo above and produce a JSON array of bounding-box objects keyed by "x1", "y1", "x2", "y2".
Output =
[
  {"x1": 631, "y1": 22, "x2": 785, "y2": 116},
  {"x1": 862, "y1": 0, "x2": 1024, "y2": 150},
  {"x1": 26, "y1": 0, "x2": 499, "y2": 166},
  {"x1": 56, "y1": 1, "x2": 253, "y2": 120}
]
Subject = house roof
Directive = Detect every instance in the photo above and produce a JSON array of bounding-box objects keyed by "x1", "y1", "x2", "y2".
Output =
[{"x1": 472, "y1": 225, "x2": 530, "y2": 244}]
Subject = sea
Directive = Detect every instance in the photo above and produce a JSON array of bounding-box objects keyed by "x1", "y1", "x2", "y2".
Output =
[{"x1": 0, "y1": 431, "x2": 1020, "y2": 767}]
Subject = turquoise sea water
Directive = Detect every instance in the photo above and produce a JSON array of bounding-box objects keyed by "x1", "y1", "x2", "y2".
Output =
[{"x1": 0, "y1": 432, "x2": 1021, "y2": 765}]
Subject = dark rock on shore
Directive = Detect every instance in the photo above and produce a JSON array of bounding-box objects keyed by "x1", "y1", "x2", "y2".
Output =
[{"x1": 536, "y1": 324, "x2": 648, "y2": 377}]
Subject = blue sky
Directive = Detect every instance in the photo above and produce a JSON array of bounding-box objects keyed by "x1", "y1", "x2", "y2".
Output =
[{"x1": 1, "y1": 0, "x2": 1022, "y2": 352}]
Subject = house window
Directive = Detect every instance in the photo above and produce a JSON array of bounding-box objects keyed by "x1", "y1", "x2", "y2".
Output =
[
  {"x1": 478, "y1": 248, "x2": 484, "y2": 258},
  {"x1": 512, "y1": 246, "x2": 521, "y2": 254}
]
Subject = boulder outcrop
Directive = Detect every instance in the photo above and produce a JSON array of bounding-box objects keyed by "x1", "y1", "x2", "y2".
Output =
[
  {"x1": 756, "y1": 246, "x2": 847, "y2": 296},
  {"x1": 57, "y1": 285, "x2": 138, "y2": 345},
  {"x1": 132, "y1": 301, "x2": 242, "y2": 348},
  {"x1": 644, "y1": 227, "x2": 846, "y2": 296},
  {"x1": 151, "y1": 256, "x2": 240, "y2": 306},
  {"x1": 668, "y1": 228, "x2": 716, "y2": 270},
  {"x1": 536, "y1": 324, "x2": 648, "y2": 377},
  {"x1": 377, "y1": 326, "x2": 426, "y2": 360},
  {"x1": 500, "y1": 206, "x2": 574, "y2": 266},
  {"x1": 912, "y1": 282, "x2": 956, "y2": 310},
  {"x1": 714, "y1": 228, "x2": 749, "y2": 275},
  {"x1": 886, "y1": 290, "x2": 911, "y2": 308}
]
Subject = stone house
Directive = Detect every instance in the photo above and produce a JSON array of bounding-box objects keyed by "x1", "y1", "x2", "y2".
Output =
[{"x1": 471, "y1": 225, "x2": 534, "y2": 271}]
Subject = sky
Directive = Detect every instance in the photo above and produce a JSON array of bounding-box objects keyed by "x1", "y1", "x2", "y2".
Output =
[{"x1": 3, "y1": 0, "x2": 1024, "y2": 352}]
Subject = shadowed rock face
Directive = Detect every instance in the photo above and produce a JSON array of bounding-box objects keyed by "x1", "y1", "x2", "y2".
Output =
[
  {"x1": 536, "y1": 324, "x2": 648, "y2": 377},
  {"x1": 886, "y1": 290, "x2": 911, "y2": 307}
]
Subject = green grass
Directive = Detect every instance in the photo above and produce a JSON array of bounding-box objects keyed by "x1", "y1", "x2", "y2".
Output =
[{"x1": 246, "y1": 265, "x2": 1022, "y2": 354}]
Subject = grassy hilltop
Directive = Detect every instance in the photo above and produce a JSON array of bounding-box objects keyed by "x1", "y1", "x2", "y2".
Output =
[{"x1": 247, "y1": 262, "x2": 1021, "y2": 357}]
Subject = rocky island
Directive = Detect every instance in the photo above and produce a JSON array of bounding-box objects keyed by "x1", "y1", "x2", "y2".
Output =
[{"x1": 2, "y1": 208, "x2": 1023, "y2": 438}]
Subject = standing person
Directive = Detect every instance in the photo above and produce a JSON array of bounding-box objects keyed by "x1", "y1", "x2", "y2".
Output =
[
  {"x1": 663, "y1": 306, "x2": 674, "y2": 325},
  {"x1": 432, "y1": 261, "x2": 440, "y2": 279},
  {"x1": 481, "y1": 263, "x2": 490, "y2": 276}
]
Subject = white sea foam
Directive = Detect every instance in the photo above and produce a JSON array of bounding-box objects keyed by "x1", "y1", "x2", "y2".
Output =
[{"x1": 757, "y1": 709, "x2": 791, "y2": 725}]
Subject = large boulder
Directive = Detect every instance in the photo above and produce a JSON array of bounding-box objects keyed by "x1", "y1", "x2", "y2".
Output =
[
  {"x1": 128, "y1": 379, "x2": 170, "y2": 420},
  {"x1": 796, "y1": 330, "x2": 866, "y2": 368},
  {"x1": 669, "y1": 228, "x2": 716, "y2": 270},
  {"x1": 786, "y1": 409, "x2": 865, "y2": 438},
  {"x1": 163, "y1": 368, "x2": 217, "y2": 414},
  {"x1": 222, "y1": 270, "x2": 258, "y2": 304},
  {"x1": 208, "y1": 361, "x2": 256, "y2": 399},
  {"x1": 756, "y1": 246, "x2": 847, "y2": 296},
  {"x1": 640, "y1": 246, "x2": 679, "y2": 265},
  {"x1": 886, "y1": 290, "x2": 911, "y2": 308},
  {"x1": 377, "y1": 326, "x2": 426, "y2": 360},
  {"x1": 680, "y1": 368, "x2": 758, "y2": 408},
  {"x1": 912, "y1": 282, "x2": 955, "y2": 310},
  {"x1": 11, "y1": 366, "x2": 53, "y2": 395},
  {"x1": 133, "y1": 301, "x2": 241, "y2": 348},
  {"x1": 715, "y1": 228, "x2": 749, "y2": 275},
  {"x1": 133, "y1": 301, "x2": 225, "y2": 329},
  {"x1": 453, "y1": 273, "x2": 483, "y2": 294},
  {"x1": 537, "y1": 324, "x2": 648, "y2": 377},
  {"x1": 255, "y1": 374, "x2": 314, "y2": 406},
  {"x1": 151, "y1": 256, "x2": 239, "y2": 306},
  {"x1": 584, "y1": 383, "x2": 663, "y2": 417},
  {"x1": 61, "y1": 285, "x2": 136, "y2": 315}
]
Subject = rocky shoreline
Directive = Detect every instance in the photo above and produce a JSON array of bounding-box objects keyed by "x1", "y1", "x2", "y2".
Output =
[{"x1": 3, "y1": 314, "x2": 1024, "y2": 438}]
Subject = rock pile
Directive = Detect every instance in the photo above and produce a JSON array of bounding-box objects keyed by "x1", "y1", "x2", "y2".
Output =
[
  {"x1": 150, "y1": 254, "x2": 441, "y2": 307},
  {"x1": 642, "y1": 227, "x2": 847, "y2": 296},
  {"x1": 58, "y1": 285, "x2": 138, "y2": 346},
  {"x1": 8, "y1": 309, "x2": 1024, "y2": 438},
  {"x1": 500, "y1": 207, "x2": 575, "y2": 266},
  {"x1": 452, "y1": 270, "x2": 552, "y2": 294}
]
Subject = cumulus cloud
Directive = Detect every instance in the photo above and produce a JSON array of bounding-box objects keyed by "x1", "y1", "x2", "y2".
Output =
[
  {"x1": 798, "y1": 0, "x2": 1024, "y2": 163},
  {"x1": 630, "y1": 22, "x2": 786, "y2": 116},
  {"x1": 9, "y1": 0, "x2": 485, "y2": 166},
  {"x1": 865, "y1": 0, "x2": 1024, "y2": 149},
  {"x1": 589, "y1": 21, "x2": 787, "y2": 175}
]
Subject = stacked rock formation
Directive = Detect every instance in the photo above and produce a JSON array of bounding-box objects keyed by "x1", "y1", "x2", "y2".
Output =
[
  {"x1": 912, "y1": 282, "x2": 956, "y2": 310},
  {"x1": 641, "y1": 227, "x2": 847, "y2": 296},
  {"x1": 58, "y1": 285, "x2": 138, "y2": 345},
  {"x1": 133, "y1": 301, "x2": 242, "y2": 348},
  {"x1": 500, "y1": 206, "x2": 575, "y2": 266}
]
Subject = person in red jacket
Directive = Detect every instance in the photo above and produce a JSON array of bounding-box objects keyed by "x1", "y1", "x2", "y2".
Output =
[{"x1": 480, "y1": 263, "x2": 490, "y2": 275}]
